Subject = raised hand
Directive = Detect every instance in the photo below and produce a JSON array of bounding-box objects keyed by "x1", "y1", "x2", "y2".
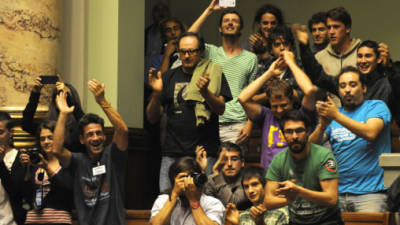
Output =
[
  {"x1": 225, "y1": 203, "x2": 240, "y2": 225},
  {"x1": 292, "y1": 24, "x2": 309, "y2": 45},
  {"x1": 33, "y1": 77, "x2": 44, "y2": 93},
  {"x1": 195, "y1": 146, "x2": 208, "y2": 173},
  {"x1": 88, "y1": 79, "x2": 106, "y2": 104},
  {"x1": 164, "y1": 39, "x2": 177, "y2": 56},
  {"x1": 213, "y1": 147, "x2": 227, "y2": 175},
  {"x1": 282, "y1": 50, "x2": 296, "y2": 65},
  {"x1": 208, "y1": 0, "x2": 226, "y2": 12},
  {"x1": 56, "y1": 91, "x2": 75, "y2": 114},
  {"x1": 316, "y1": 96, "x2": 338, "y2": 120},
  {"x1": 171, "y1": 172, "x2": 187, "y2": 199},
  {"x1": 249, "y1": 33, "x2": 268, "y2": 54},
  {"x1": 267, "y1": 58, "x2": 285, "y2": 77},
  {"x1": 378, "y1": 43, "x2": 391, "y2": 67},
  {"x1": 148, "y1": 68, "x2": 163, "y2": 94},
  {"x1": 19, "y1": 148, "x2": 31, "y2": 166},
  {"x1": 196, "y1": 72, "x2": 210, "y2": 96}
]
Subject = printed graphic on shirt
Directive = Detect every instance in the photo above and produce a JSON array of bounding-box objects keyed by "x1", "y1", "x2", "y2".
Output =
[
  {"x1": 82, "y1": 175, "x2": 110, "y2": 207},
  {"x1": 173, "y1": 82, "x2": 189, "y2": 107},
  {"x1": 324, "y1": 158, "x2": 337, "y2": 173},
  {"x1": 268, "y1": 125, "x2": 286, "y2": 147},
  {"x1": 330, "y1": 127, "x2": 356, "y2": 142}
]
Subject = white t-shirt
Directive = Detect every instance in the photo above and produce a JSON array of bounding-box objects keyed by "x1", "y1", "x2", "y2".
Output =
[
  {"x1": 0, "y1": 179, "x2": 17, "y2": 225},
  {"x1": 151, "y1": 194, "x2": 225, "y2": 225}
]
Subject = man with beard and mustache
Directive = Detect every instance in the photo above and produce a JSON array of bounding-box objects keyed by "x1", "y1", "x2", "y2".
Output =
[
  {"x1": 147, "y1": 32, "x2": 232, "y2": 192},
  {"x1": 52, "y1": 80, "x2": 129, "y2": 225},
  {"x1": 150, "y1": 156, "x2": 225, "y2": 225},
  {"x1": 238, "y1": 52, "x2": 317, "y2": 169},
  {"x1": 188, "y1": 0, "x2": 258, "y2": 150},
  {"x1": 265, "y1": 110, "x2": 343, "y2": 225},
  {"x1": 310, "y1": 67, "x2": 391, "y2": 212}
]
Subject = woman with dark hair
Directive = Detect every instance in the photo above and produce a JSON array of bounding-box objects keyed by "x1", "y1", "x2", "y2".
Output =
[
  {"x1": 22, "y1": 76, "x2": 84, "y2": 152},
  {"x1": 20, "y1": 120, "x2": 73, "y2": 225},
  {"x1": 243, "y1": 4, "x2": 284, "y2": 56}
]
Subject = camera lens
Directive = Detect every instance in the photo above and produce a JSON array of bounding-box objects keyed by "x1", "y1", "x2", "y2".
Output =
[{"x1": 189, "y1": 172, "x2": 207, "y2": 187}]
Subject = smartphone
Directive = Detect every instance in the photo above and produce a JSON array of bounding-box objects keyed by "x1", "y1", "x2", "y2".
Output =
[
  {"x1": 40, "y1": 75, "x2": 58, "y2": 84},
  {"x1": 219, "y1": 0, "x2": 235, "y2": 7}
]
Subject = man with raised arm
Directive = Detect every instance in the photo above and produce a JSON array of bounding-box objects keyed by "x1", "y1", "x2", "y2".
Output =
[
  {"x1": 265, "y1": 110, "x2": 343, "y2": 225},
  {"x1": 238, "y1": 51, "x2": 317, "y2": 169},
  {"x1": 53, "y1": 80, "x2": 129, "y2": 225},
  {"x1": 188, "y1": 0, "x2": 258, "y2": 147}
]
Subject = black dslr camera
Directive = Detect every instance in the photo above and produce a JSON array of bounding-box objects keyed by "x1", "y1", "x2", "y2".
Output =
[
  {"x1": 27, "y1": 147, "x2": 47, "y2": 164},
  {"x1": 188, "y1": 172, "x2": 207, "y2": 187}
]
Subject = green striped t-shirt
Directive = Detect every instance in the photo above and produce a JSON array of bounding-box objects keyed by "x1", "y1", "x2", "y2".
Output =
[{"x1": 205, "y1": 43, "x2": 258, "y2": 123}]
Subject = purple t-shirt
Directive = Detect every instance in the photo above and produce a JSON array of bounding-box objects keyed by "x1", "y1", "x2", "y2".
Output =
[
  {"x1": 254, "y1": 106, "x2": 315, "y2": 169},
  {"x1": 254, "y1": 106, "x2": 287, "y2": 169}
]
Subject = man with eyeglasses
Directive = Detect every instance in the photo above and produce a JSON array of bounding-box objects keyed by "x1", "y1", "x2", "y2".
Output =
[
  {"x1": 265, "y1": 109, "x2": 343, "y2": 225},
  {"x1": 188, "y1": 0, "x2": 258, "y2": 149},
  {"x1": 147, "y1": 32, "x2": 232, "y2": 192}
]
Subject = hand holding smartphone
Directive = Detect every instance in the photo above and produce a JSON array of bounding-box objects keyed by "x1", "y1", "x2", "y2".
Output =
[
  {"x1": 219, "y1": 0, "x2": 236, "y2": 7},
  {"x1": 40, "y1": 75, "x2": 58, "y2": 84}
]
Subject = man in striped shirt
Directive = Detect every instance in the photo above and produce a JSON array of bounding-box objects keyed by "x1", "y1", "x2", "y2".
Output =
[{"x1": 189, "y1": 0, "x2": 258, "y2": 150}]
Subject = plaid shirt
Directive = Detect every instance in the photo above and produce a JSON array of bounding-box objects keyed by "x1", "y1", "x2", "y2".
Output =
[{"x1": 239, "y1": 206, "x2": 289, "y2": 225}]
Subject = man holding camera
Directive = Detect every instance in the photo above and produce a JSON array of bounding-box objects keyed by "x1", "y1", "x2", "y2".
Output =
[{"x1": 150, "y1": 156, "x2": 225, "y2": 225}]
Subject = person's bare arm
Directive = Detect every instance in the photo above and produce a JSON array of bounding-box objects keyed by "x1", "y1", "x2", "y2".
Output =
[
  {"x1": 88, "y1": 79, "x2": 129, "y2": 151},
  {"x1": 277, "y1": 178, "x2": 338, "y2": 207},
  {"x1": 53, "y1": 92, "x2": 73, "y2": 167},
  {"x1": 283, "y1": 50, "x2": 317, "y2": 110},
  {"x1": 188, "y1": 0, "x2": 224, "y2": 33},
  {"x1": 264, "y1": 179, "x2": 291, "y2": 210},
  {"x1": 197, "y1": 72, "x2": 225, "y2": 115},
  {"x1": 318, "y1": 97, "x2": 385, "y2": 141},
  {"x1": 146, "y1": 68, "x2": 164, "y2": 123},
  {"x1": 238, "y1": 59, "x2": 282, "y2": 120},
  {"x1": 309, "y1": 115, "x2": 330, "y2": 144}
]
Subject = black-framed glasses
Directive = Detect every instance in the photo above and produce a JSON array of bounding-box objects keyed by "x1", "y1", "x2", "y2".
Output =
[
  {"x1": 273, "y1": 41, "x2": 289, "y2": 48},
  {"x1": 178, "y1": 48, "x2": 200, "y2": 56},
  {"x1": 284, "y1": 128, "x2": 306, "y2": 135}
]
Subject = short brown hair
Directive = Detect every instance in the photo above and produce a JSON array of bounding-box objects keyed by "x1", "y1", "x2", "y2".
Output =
[{"x1": 265, "y1": 78, "x2": 294, "y2": 100}]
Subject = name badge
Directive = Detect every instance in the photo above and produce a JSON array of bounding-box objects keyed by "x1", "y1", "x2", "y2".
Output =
[{"x1": 92, "y1": 165, "x2": 106, "y2": 176}]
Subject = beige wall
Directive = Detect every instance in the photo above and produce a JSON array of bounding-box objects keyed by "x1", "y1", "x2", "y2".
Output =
[
  {"x1": 170, "y1": 0, "x2": 400, "y2": 59},
  {"x1": 61, "y1": 0, "x2": 144, "y2": 128}
]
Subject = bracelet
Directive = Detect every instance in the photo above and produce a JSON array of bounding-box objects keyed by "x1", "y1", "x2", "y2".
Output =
[{"x1": 190, "y1": 201, "x2": 200, "y2": 209}]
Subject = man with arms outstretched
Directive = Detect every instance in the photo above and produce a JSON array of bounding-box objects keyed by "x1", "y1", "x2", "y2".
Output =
[{"x1": 53, "y1": 80, "x2": 129, "y2": 225}]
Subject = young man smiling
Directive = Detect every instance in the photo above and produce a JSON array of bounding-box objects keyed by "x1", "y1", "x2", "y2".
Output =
[
  {"x1": 53, "y1": 80, "x2": 129, "y2": 225},
  {"x1": 189, "y1": 0, "x2": 258, "y2": 148}
]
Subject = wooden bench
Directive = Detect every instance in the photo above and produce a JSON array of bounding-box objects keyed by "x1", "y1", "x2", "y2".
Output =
[
  {"x1": 342, "y1": 212, "x2": 394, "y2": 225},
  {"x1": 73, "y1": 210, "x2": 396, "y2": 225}
]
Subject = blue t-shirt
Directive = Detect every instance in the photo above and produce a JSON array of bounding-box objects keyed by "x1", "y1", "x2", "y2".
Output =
[{"x1": 325, "y1": 100, "x2": 391, "y2": 194}]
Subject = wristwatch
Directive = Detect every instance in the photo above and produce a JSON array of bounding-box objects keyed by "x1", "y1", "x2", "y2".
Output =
[{"x1": 190, "y1": 201, "x2": 200, "y2": 209}]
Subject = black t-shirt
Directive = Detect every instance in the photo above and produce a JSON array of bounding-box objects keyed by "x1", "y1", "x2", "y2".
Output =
[
  {"x1": 160, "y1": 67, "x2": 232, "y2": 157},
  {"x1": 70, "y1": 143, "x2": 127, "y2": 225}
]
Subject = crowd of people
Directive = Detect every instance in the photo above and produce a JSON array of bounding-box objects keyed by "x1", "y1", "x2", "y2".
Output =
[
  {"x1": 145, "y1": 0, "x2": 400, "y2": 224},
  {"x1": 1, "y1": 0, "x2": 399, "y2": 224}
]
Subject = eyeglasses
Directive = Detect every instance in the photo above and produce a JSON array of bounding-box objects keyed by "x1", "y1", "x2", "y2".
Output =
[
  {"x1": 284, "y1": 128, "x2": 306, "y2": 135},
  {"x1": 178, "y1": 48, "x2": 200, "y2": 56}
]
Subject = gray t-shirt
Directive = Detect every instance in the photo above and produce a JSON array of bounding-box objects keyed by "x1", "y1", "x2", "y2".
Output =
[{"x1": 71, "y1": 143, "x2": 127, "y2": 225}]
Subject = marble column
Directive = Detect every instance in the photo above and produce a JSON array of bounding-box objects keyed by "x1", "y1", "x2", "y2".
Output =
[
  {"x1": 0, "y1": 0, "x2": 61, "y2": 112},
  {"x1": 0, "y1": 0, "x2": 61, "y2": 147}
]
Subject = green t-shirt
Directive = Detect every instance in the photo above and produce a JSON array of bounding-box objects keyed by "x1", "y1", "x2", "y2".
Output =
[
  {"x1": 266, "y1": 143, "x2": 341, "y2": 225},
  {"x1": 205, "y1": 44, "x2": 258, "y2": 123},
  {"x1": 239, "y1": 206, "x2": 289, "y2": 225}
]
